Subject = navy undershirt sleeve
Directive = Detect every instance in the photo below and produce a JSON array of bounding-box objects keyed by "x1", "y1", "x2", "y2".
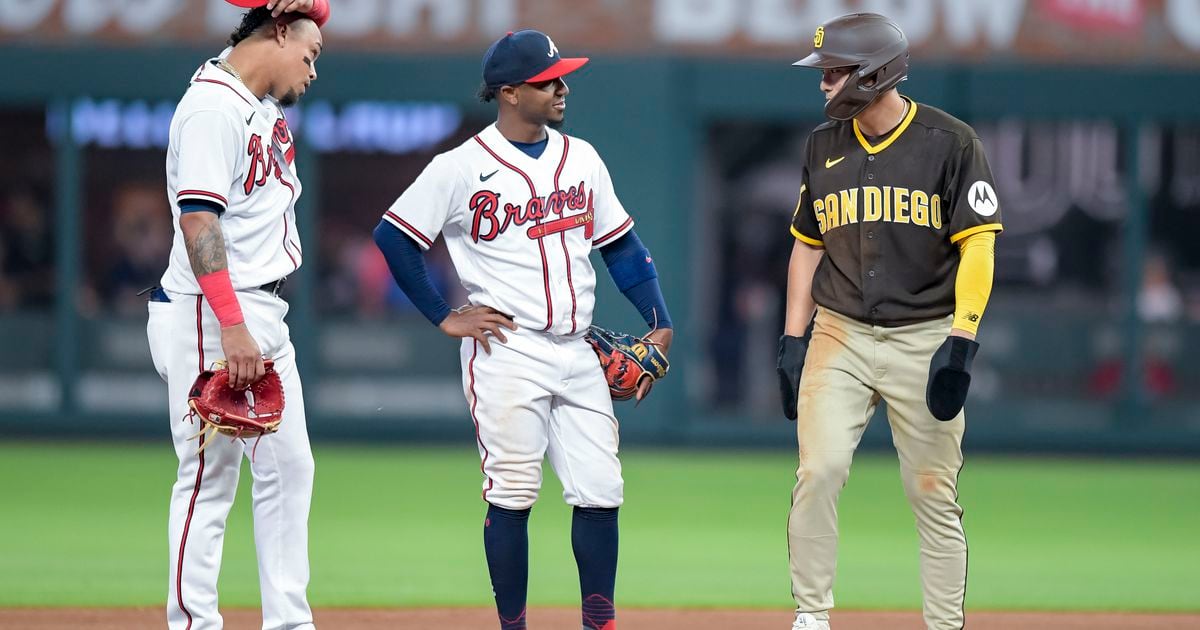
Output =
[
  {"x1": 373, "y1": 220, "x2": 453, "y2": 326},
  {"x1": 180, "y1": 200, "x2": 223, "y2": 215},
  {"x1": 599, "y1": 230, "x2": 673, "y2": 329}
]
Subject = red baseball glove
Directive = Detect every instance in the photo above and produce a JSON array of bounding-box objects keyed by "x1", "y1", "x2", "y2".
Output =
[{"x1": 186, "y1": 360, "x2": 285, "y2": 453}]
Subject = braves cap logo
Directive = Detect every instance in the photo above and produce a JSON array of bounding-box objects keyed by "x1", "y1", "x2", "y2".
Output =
[{"x1": 481, "y1": 29, "x2": 589, "y2": 89}]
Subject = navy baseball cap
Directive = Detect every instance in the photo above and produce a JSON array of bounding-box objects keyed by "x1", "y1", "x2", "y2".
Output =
[{"x1": 482, "y1": 30, "x2": 589, "y2": 89}]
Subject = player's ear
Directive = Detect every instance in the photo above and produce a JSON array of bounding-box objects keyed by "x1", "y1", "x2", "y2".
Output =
[
  {"x1": 274, "y1": 19, "x2": 289, "y2": 47},
  {"x1": 499, "y1": 85, "x2": 520, "y2": 106}
]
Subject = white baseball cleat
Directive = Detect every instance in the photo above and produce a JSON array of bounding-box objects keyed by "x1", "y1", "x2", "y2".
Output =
[{"x1": 791, "y1": 612, "x2": 830, "y2": 630}]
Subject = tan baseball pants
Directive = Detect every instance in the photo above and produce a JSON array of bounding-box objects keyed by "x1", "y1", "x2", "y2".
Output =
[{"x1": 788, "y1": 307, "x2": 967, "y2": 630}]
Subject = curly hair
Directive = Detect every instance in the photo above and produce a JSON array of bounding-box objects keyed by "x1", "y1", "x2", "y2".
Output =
[
  {"x1": 477, "y1": 82, "x2": 499, "y2": 103},
  {"x1": 228, "y1": 7, "x2": 273, "y2": 46},
  {"x1": 228, "y1": 7, "x2": 307, "y2": 47}
]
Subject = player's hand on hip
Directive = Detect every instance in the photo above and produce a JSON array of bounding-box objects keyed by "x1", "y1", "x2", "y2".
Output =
[
  {"x1": 220, "y1": 323, "x2": 266, "y2": 390},
  {"x1": 266, "y1": 0, "x2": 312, "y2": 17},
  {"x1": 777, "y1": 335, "x2": 810, "y2": 421},
  {"x1": 925, "y1": 335, "x2": 980, "y2": 421},
  {"x1": 635, "y1": 327, "x2": 673, "y2": 402},
  {"x1": 439, "y1": 305, "x2": 518, "y2": 354}
]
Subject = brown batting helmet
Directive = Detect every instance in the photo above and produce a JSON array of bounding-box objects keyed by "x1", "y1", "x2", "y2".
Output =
[{"x1": 793, "y1": 13, "x2": 909, "y2": 121}]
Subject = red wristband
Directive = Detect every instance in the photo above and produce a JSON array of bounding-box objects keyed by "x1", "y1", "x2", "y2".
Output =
[
  {"x1": 197, "y1": 270, "x2": 245, "y2": 328},
  {"x1": 307, "y1": 0, "x2": 329, "y2": 27}
]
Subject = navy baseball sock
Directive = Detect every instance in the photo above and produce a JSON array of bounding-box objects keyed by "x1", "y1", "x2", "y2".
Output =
[
  {"x1": 484, "y1": 504, "x2": 531, "y2": 630},
  {"x1": 572, "y1": 506, "x2": 619, "y2": 630}
]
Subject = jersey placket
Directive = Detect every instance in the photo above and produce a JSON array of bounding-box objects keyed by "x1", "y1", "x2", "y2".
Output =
[{"x1": 859, "y1": 149, "x2": 884, "y2": 323}]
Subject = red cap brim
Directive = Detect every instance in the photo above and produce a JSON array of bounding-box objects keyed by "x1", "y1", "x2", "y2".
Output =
[
  {"x1": 225, "y1": 0, "x2": 269, "y2": 7},
  {"x1": 525, "y1": 57, "x2": 589, "y2": 83}
]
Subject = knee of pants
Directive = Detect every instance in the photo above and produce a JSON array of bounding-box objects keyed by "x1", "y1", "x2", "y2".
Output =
[
  {"x1": 795, "y1": 450, "x2": 855, "y2": 494},
  {"x1": 485, "y1": 471, "x2": 542, "y2": 510},
  {"x1": 291, "y1": 452, "x2": 315, "y2": 487},
  {"x1": 901, "y1": 471, "x2": 962, "y2": 510}
]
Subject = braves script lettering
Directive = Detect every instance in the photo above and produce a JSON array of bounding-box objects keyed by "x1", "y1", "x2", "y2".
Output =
[
  {"x1": 243, "y1": 131, "x2": 290, "y2": 196},
  {"x1": 471, "y1": 181, "x2": 594, "y2": 242}
]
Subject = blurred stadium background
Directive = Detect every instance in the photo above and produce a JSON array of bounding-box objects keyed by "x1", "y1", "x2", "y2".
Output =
[
  {"x1": 2, "y1": 0, "x2": 1200, "y2": 625},
  {"x1": 2, "y1": 0, "x2": 1199, "y2": 449}
]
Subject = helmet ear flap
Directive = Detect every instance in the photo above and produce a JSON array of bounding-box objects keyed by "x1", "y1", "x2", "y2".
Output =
[{"x1": 824, "y1": 51, "x2": 908, "y2": 121}]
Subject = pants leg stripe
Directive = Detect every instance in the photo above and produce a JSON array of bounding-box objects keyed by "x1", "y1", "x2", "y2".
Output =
[
  {"x1": 174, "y1": 296, "x2": 207, "y2": 630},
  {"x1": 956, "y1": 458, "x2": 968, "y2": 630},
  {"x1": 468, "y1": 339, "x2": 494, "y2": 502}
]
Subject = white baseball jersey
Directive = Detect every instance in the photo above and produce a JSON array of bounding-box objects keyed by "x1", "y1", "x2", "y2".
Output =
[
  {"x1": 161, "y1": 59, "x2": 304, "y2": 294},
  {"x1": 383, "y1": 123, "x2": 634, "y2": 336}
]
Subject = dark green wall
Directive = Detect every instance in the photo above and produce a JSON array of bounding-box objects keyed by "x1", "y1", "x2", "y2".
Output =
[{"x1": 4, "y1": 44, "x2": 1199, "y2": 450}]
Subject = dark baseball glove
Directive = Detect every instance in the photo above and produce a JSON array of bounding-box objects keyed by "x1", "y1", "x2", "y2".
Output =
[
  {"x1": 584, "y1": 326, "x2": 670, "y2": 401},
  {"x1": 777, "y1": 335, "x2": 810, "y2": 421},
  {"x1": 926, "y1": 337, "x2": 979, "y2": 421},
  {"x1": 186, "y1": 359, "x2": 285, "y2": 452}
]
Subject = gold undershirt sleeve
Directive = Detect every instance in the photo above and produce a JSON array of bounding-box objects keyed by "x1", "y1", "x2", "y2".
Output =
[{"x1": 952, "y1": 230, "x2": 997, "y2": 335}]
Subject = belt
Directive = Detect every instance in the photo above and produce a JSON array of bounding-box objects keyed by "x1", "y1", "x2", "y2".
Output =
[
  {"x1": 139, "y1": 277, "x2": 287, "y2": 303},
  {"x1": 259, "y1": 277, "x2": 287, "y2": 297}
]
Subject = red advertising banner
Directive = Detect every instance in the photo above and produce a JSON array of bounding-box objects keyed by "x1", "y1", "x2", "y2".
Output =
[{"x1": 2, "y1": 0, "x2": 1198, "y2": 64}]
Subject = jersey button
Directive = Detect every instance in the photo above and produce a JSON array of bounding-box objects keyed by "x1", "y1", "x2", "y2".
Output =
[
  {"x1": 868, "y1": 270, "x2": 876, "y2": 278},
  {"x1": 867, "y1": 231, "x2": 875, "y2": 239},
  {"x1": 867, "y1": 173, "x2": 875, "y2": 180},
  {"x1": 867, "y1": 155, "x2": 875, "y2": 161}
]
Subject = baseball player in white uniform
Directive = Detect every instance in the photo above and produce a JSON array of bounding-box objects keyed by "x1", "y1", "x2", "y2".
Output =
[
  {"x1": 373, "y1": 30, "x2": 674, "y2": 630},
  {"x1": 146, "y1": 2, "x2": 327, "y2": 628}
]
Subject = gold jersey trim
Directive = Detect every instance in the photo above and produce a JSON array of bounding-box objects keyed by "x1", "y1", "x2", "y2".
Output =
[
  {"x1": 791, "y1": 225, "x2": 824, "y2": 247},
  {"x1": 949, "y1": 222, "x2": 1003, "y2": 244},
  {"x1": 853, "y1": 96, "x2": 919, "y2": 155}
]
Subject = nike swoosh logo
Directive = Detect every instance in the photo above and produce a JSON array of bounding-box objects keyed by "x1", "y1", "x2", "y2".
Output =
[
  {"x1": 245, "y1": 112, "x2": 255, "y2": 126},
  {"x1": 479, "y1": 170, "x2": 499, "y2": 182},
  {"x1": 825, "y1": 156, "x2": 845, "y2": 168}
]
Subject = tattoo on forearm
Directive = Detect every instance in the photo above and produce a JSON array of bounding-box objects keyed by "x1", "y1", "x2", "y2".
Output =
[{"x1": 185, "y1": 220, "x2": 229, "y2": 276}]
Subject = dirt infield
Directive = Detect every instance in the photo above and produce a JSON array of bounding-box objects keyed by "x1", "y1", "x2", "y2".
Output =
[{"x1": 4, "y1": 607, "x2": 1200, "y2": 629}]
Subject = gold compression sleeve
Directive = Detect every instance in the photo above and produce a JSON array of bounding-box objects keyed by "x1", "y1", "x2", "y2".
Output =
[{"x1": 952, "y1": 230, "x2": 997, "y2": 335}]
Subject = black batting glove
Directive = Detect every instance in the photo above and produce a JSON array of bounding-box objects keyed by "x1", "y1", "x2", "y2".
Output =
[
  {"x1": 777, "y1": 335, "x2": 810, "y2": 421},
  {"x1": 926, "y1": 336, "x2": 980, "y2": 421}
]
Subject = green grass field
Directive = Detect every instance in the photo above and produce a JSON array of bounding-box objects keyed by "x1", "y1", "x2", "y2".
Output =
[{"x1": 1, "y1": 443, "x2": 1197, "y2": 612}]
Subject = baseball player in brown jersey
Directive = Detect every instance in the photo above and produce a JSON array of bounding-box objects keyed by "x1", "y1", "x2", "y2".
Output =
[{"x1": 776, "y1": 13, "x2": 1001, "y2": 630}]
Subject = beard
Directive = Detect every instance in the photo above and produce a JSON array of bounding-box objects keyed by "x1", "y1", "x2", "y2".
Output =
[
  {"x1": 279, "y1": 89, "x2": 301, "y2": 107},
  {"x1": 548, "y1": 117, "x2": 564, "y2": 130}
]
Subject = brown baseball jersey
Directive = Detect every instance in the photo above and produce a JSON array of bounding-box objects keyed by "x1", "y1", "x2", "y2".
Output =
[{"x1": 790, "y1": 97, "x2": 1003, "y2": 326}]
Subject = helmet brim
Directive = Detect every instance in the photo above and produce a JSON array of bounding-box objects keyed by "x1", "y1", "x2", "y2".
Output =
[{"x1": 793, "y1": 51, "x2": 863, "y2": 69}]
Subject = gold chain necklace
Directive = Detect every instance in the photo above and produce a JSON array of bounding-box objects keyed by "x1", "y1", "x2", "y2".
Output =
[{"x1": 216, "y1": 58, "x2": 244, "y2": 84}]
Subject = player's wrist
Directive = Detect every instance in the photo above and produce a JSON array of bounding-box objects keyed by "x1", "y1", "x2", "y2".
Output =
[
  {"x1": 948, "y1": 327, "x2": 976, "y2": 341},
  {"x1": 197, "y1": 270, "x2": 245, "y2": 328}
]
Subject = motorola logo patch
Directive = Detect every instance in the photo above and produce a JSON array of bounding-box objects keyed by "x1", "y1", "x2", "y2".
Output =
[{"x1": 967, "y1": 181, "x2": 999, "y2": 217}]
